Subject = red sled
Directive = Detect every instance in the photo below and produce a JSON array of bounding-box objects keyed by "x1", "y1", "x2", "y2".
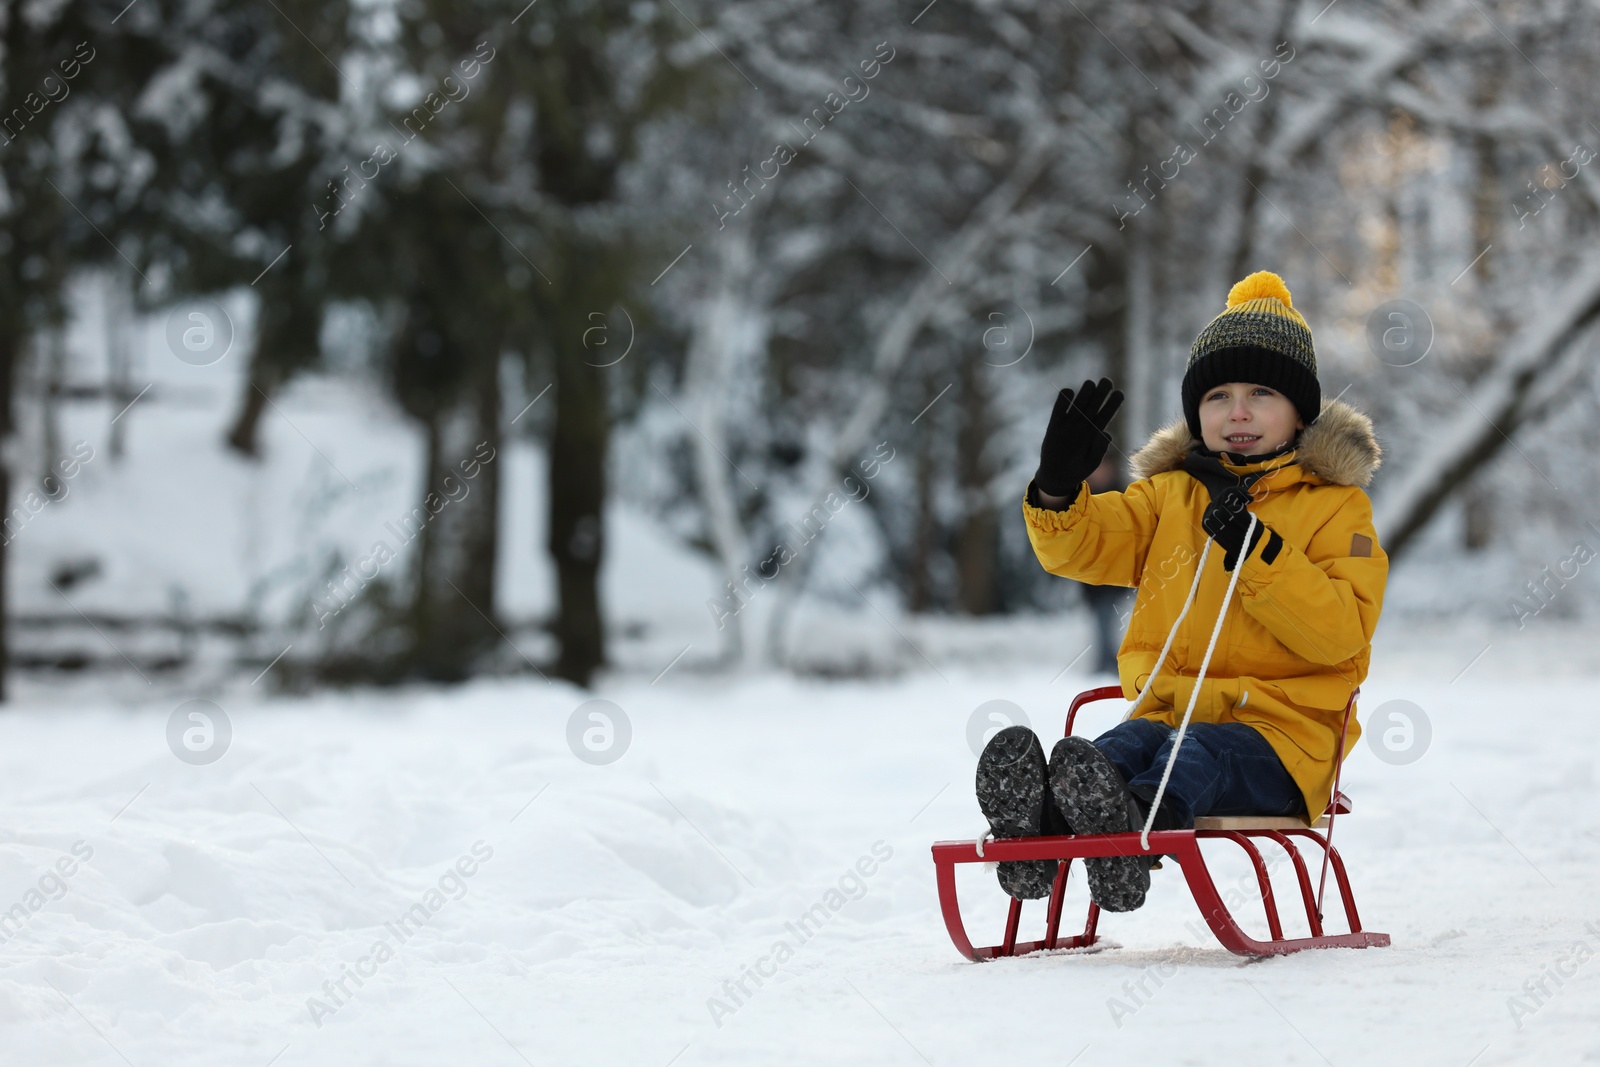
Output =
[{"x1": 931, "y1": 685, "x2": 1391, "y2": 960}]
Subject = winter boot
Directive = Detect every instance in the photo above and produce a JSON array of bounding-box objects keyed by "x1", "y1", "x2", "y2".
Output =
[
  {"x1": 1047, "y1": 736, "x2": 1151, "y2": 912},
  {"x1": 975, "y1": 726, "x2": 1066, "y2": 900}
]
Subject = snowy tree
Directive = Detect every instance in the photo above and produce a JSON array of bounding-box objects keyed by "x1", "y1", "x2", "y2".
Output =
[{"x1": 0, "y1": 2, "x2": 161, "y2": 698}]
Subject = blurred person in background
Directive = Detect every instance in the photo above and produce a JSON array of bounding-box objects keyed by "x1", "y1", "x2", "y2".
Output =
[{"x1": 1081, "y1": 455, "x2": 1133, "y2": 676}]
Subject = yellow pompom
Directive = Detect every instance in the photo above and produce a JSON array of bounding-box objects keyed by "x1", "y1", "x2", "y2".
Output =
[{"x1": 1226, "y1": 270, "x2": 1293, "y2": 309}]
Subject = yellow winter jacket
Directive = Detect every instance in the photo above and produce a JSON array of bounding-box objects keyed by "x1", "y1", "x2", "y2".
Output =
[{"x1": 1023, "y1": 399, "x2": 1387, "y2": 820}]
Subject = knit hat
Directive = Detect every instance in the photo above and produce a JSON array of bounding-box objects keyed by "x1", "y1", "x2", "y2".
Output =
[{"x1": 1181, "y1": 270, "x2": 1320, "y2": 440}]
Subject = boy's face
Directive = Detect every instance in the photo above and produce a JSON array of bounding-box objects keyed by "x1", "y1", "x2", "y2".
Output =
[{"x1": 1198, "y1": 382, "x2": 1305, "y2": 457}]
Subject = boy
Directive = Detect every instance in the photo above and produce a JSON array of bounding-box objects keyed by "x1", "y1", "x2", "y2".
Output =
[{"x1": 977, "y1": 270, "x2": 1387, "y2": 912}]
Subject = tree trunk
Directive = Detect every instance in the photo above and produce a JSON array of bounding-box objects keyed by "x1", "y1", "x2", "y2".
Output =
[
  {"x1": 106, "y1": 271, "x2": 133, "y2": 460},
  {"x1": 1462, "y1": 479, "x2": 1493, "y2": 551},
  {"x1": 1123, "y1": 220, "x2": 1156, "y2": 445},
  {"x1": 548, "y1": 252, "x2": 611, "y2": 687},
  {"x1": 957, "y1": 507, "x2": 997, "y2": 615},
  {"x1": 956, "y1": 356, "x2": 997, "y2": 614},
  {"x1": 1470, "y1": 54, "x2": 1502, "y2": 290},
  {"x1": 226, "y1": 271, "x2": 321, "y2": 457},
  {"x1": 0, "y1": 326, "x2": 13, "y2": 702},
  {"x1": 907, "y1": 374, "x2": 938, "y2": 613},
  {"x1": 0, "y1": 459, "x2": 8, "y2": 702},
  {"x1": 225, "y1": 368, "x2": 274, "y2": 457},
  {"x1": 410, "y1": 354, "x2": 502, "y2": 680},
  {"x1": 682, "y1": 227, "x2": 757, "y2": 665}
]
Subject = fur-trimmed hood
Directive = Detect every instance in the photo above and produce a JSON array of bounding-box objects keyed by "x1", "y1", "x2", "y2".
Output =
[{"x1": 1128, "y1": 398, "x2": 1381, "y2": 488}]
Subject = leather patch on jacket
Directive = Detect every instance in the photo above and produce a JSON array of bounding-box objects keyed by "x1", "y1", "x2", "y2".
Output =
[{"x1": 1350, "y1": 532, "x2": 1373, "y2": 557}]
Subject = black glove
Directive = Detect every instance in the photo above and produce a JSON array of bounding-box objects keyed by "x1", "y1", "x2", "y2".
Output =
[
  {"x1": 1035, "y1": 377, "x2": 1124, "y2": 499},
  {"x1": 1201, "y1": 484, "x2": 1283, "y2": 571}
]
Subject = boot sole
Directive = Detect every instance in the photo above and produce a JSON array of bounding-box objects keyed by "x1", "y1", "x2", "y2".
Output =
[
  {"x1": 975, "y1": 726, "x2": 1058, "y2": 900},
  {"x1": 1049, "y1": 736, "x2": 1150, "y2": 912}
]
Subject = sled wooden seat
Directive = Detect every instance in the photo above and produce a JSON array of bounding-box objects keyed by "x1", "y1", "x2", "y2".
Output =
[
  {"x1": 932, "y1": 686, "x2": 1389, "y2": 960},
  {"x1": 1192, "y1": 814, "x2": 1326, "y2": 830},
  {"x1": 1191, "y1": 790, "x2": 1350, "y2": 831}
]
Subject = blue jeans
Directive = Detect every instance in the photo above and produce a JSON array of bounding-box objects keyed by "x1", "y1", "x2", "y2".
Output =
[{"x1": 1091, "y1": 718, "x2": 1306, "y2": 828}]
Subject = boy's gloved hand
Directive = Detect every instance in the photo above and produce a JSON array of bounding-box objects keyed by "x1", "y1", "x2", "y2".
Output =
[
  {"x1": 1201, "y1": 485, "x2": 1283, "y2": 571},
  {"x1": 1035, "y1": 377, "x2": 1124, "y2": 499}
]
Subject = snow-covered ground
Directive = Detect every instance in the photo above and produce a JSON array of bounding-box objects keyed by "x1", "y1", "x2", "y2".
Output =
[
  {"x1": 5, "y1": 294, "x2": 1597, "y2": 1064},
  {"x1": 1, "y1": 620, "x2": 1596, "y2": 1066}
]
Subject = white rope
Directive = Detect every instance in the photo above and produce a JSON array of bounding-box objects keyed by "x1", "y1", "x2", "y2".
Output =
[
  {"x1": 1138, "y1": 512, "x2": 1258, "y2": 850},
  {"x1": 1119, "y1": 540, "x2": 1210, "y2": 724}
]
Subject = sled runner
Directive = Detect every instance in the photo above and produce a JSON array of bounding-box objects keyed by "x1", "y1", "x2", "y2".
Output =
[{"x1": 932, "y1": 685, "x2": 1390, "y2": 960}]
